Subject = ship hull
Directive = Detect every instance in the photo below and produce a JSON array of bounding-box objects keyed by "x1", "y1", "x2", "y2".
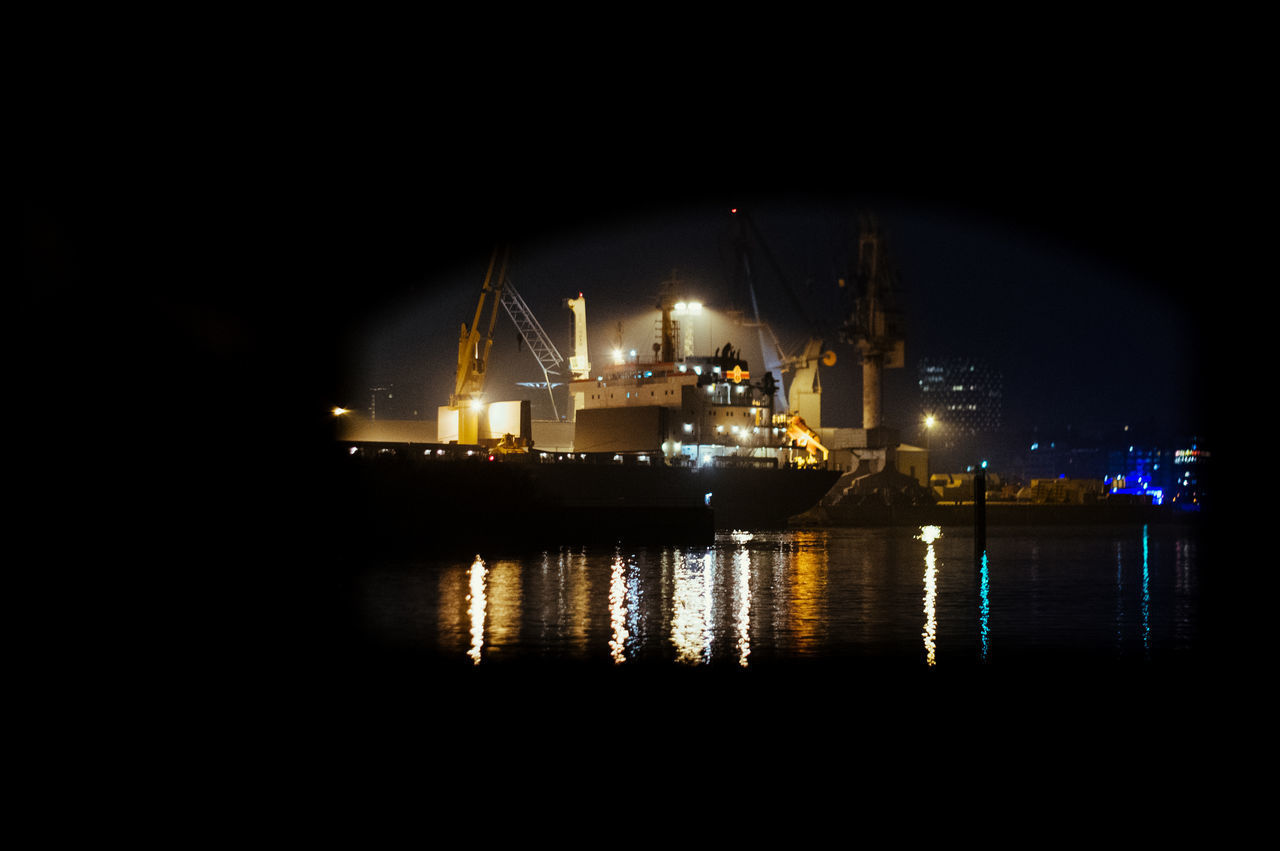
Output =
[{"x1": 333, "y1": 445, "x2": 841, "y2": 556}]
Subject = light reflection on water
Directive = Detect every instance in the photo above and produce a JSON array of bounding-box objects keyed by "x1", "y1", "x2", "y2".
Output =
[
  {"x1": 360, "y1": 524, "x2": 1201, "y2": 668},
  {"x1": 608, "y1": 550, "x2": 628, "y2": 664},
  {"x1": 918, "y1": 525, "x2": 941, "y2": 666},
  {"x1": 466, "y1": 555, "x2": 485, "y2": 665}
]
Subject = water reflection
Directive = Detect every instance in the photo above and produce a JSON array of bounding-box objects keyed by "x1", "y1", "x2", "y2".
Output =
[
  {"x1": 1142, "y1": 524, "x2": 1151, "y2": 658},
  {"x1": 487, "y1": 560, "x2": 522, "y2": 658},
  {"x1": 1115, "y1": 540, "x2": 1125, "y2": 655},
  {"x1": 370, "y1": 525, "x2": 1200, "y2": 668},
  {"x1": 978, "y1": 549, "x2": 990, "y2": 663},
  {"x1": 1174, "y1": 533, "x2": 1196, "y2": 648},
  {"x1": 671, "y1": 549, "x2": 713, "y2": 664},
  {"x1": 733, "y1": 543, "x2": 751, "y2": 667},
  {"x1": 917, "y1": 526, "x2": 941, "y2": 666},
  {"x1": 467, "y1": 555, "x2": 486, "y2": 665},
  {"x1": 609, "y1": 550, "x2": 629, "y2": 664},
  {"x1": 789, "y1": 532, "x2": 828, "y2": 654}
]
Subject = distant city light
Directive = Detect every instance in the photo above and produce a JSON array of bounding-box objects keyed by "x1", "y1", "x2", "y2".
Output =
[{"x1": 332, "y1": 407, "x2": 349, "y2": 416}]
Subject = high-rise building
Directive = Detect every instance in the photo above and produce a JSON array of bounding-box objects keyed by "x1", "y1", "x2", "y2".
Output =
[
  {"x1": 368, "y1": 384, "x2": 423, "y2": 420},
  {"x1": 917, "y1": 357, "x2": 1004, "y2": 461}
]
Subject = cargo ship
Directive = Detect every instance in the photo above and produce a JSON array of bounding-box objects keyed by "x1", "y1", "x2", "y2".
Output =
[{"x1": 335, "y1": 261, "x2": 844, "y2": 550}]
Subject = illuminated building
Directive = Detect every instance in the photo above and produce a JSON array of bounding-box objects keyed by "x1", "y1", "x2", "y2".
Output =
[
  {"x1": 1106, "y1": 439, "x2": 1210, "y2": 508},
  {"x1": 1022, "y1": 431, "x2": 1210, "y2": 509},
  {"x1": 368, "y1": 383, "x2": 422, "y2": 420},
  {"x1": 917, "y1": 357, "x2": 1003, "y2": 460}
]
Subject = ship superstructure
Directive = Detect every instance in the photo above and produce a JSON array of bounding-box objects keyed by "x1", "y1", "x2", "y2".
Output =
[{"x1": 568, "y1": 274, "x2": 827, "y2": 468}]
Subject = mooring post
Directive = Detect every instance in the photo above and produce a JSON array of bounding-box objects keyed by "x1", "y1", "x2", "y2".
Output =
[{"x1": 974, "y1": 461, "x2": 987, "y2": 557}]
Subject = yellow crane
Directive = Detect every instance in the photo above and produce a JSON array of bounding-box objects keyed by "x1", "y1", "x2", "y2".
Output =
[{"x1": 450, "y1": 246, "x2": 511, "y2": 444}]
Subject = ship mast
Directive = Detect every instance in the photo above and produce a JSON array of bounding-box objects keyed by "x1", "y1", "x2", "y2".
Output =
[{"x1": 656, "y1": 271, "x2": 680, "y2": 363}]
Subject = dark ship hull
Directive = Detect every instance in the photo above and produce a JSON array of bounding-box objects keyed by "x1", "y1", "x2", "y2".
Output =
[{"x1": 334, "y1": 444, "x2": 841, "y2": 556}]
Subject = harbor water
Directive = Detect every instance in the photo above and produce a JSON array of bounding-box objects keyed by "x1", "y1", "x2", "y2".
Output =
[
  {"x1": 308, "y1": 519, "x2": 1225, "y2": 799},
  {"x1": 344, "y1": 523, "x2": 1205, "y2": 672}
]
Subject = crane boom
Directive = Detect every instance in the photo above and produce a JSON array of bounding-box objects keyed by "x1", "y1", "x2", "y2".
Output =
[
  {"x1": 500, "y1": 280, "x2": 565, "y2": 420},
  {"x1": 453, "y1": 246, "x2": 511, "y2": 408}
]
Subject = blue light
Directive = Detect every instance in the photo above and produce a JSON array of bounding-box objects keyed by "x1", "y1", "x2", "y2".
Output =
[{"x1": 979, "y1": 550, "x2": 990, "y2": 663}]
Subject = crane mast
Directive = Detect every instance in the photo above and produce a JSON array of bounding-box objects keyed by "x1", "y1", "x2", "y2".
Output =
[{"x1": 840, "y1": 216, "x2": 905, "y2": 431}]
